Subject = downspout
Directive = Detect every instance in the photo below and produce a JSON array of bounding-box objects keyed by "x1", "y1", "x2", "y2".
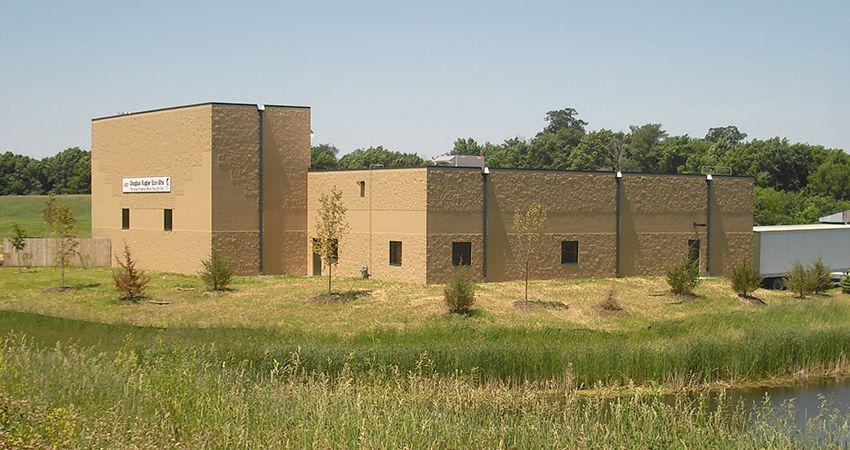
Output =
[
  {"x1": 482, "y1": 167, "x2": 489, "y2": 280},
  {"x1": 615, "y1": 171, "x2": 622, "y2": 278},
  {"x1": 257, "y1": 104, "x2": 265, "y2": 274},
  {"x1": 705, "y1": 174, "x2": 712, "y2": 276}
]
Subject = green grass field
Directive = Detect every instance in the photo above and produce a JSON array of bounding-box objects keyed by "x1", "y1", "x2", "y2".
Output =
[
  {"x1": 2, "y1": 267, "x2": 849, "y2": 448},
  {"x1": 0, "y1": 194, "x2": 91, "y2": 240}
]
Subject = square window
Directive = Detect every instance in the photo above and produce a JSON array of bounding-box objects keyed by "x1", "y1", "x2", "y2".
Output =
[
  {"x1": 164, "y1": 209, "x2": 172, "y2": 231},
  {"x1": 452, "y1": 242, "x2": 471, "y2": 266},
  {"x1": 121, "y1": 209, "x2": 130, "y2": 230},
  {"x1": 389, "y1": 241, "x2": 402, "y2": 266},
  {"x1": 561, "y1": 241, "x2": 578, "y2": 264}
]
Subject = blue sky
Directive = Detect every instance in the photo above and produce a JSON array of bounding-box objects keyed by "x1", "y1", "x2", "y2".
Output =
[{"x1": 1, "y1": 1, "x2": 848, "y2": 159}]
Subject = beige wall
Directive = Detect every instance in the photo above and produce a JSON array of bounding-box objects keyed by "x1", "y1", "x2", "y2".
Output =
[
  {"x1": 92, "y1": 102, "x2": 311, "y2": 276},
  {"x1": 92, "y1": 104, "x2": 214, "y2": 274},
  {"x1": 305, "y1": 168, "x2": 752, "y2": 284},
  {"x1": 484, "y1": 170, "x2": 618, "y2": 283},
  {"x1": 211, "y1": 104, "x2": 261, "y2": 274},
  {"x1": 619, "y1": 174, "x2": 709, "y2": 277},
  {"x1": 261, "y1": 106, "x2": 311, "y2": 275},
  {"x1": 708, "y1": 176, "x2": 754, "y2": 275},
  {"x1": 307, "y1": 168, "x2": 428, "y2": 284},
  {"x1": 425, "y1": 168, "x2": 485, "y2": 283}
]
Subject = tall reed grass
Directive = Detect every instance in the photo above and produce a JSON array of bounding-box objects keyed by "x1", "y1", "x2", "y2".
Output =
[{"x1": 2, "y1": 333, "x2": 847, "y2": 449}]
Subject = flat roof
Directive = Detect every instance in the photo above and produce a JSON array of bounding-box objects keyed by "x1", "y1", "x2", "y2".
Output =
[
  {"x1": 93, "y1": 102, "x2": 310, "y2": 121},
  {"x1": 754, "y1": 224, "x2": 850, "y2": 233}
]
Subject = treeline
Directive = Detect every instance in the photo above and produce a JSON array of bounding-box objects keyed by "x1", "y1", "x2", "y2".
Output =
[
  {"x1": 0, "y1": 147, "x2": 90, "y2": 195},
  {"x1": 311, "y1": 108, "x2": 850, "y2": 226}
]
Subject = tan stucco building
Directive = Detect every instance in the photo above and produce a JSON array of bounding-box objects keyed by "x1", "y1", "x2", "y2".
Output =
[
  {"x1": 308, "y1": 168, "x2": 753, "y2": 284},
  {"x1": 92, "y1": 102, "x2": 753, "y2": 284},
  {"x1": 91, "y1": 102, "x2": 310, "y2": 275}
]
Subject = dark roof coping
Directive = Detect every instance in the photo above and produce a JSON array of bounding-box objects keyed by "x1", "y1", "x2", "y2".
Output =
[{"x1": 92, "y1": 102, "x2": 309, "y2": 121}]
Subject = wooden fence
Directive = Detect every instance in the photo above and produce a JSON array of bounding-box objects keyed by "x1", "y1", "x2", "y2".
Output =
[{"x1": 2, "y1": 238, "x2": 112, "y2": 268}]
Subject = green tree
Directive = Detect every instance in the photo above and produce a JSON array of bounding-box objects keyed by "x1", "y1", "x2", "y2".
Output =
[
  {"x1": 200, "y1": 247, "x2": 234, "y2": 291},
  {"x1": 628, "y1": 124, "x2": 667, "y2": 173},
  {"x1": 338, "y1": 146, "x2": 429, "y2": 169},
  {"x1": 513, "y1": 203, "x2": 547, "y2": 302},
  {"x1": 704, "y1": 126, "x2": 747, "y2": 146},
  {"x1": 313, "y1": 186, "x2": 349, "y2": 294},
  {"x1": 45, "y1": 199, "x2": 79, "y2": 289},
  {"x1": 444, "y1": 265, "x2": 475, "y2": 313},
  {"x1": 9, "y1": 222, "x2": 27, "y2": 272},
  {"x1": 449, "y1": 138, "x2": 483, "y2": 156},
  {"x1": 809, "y1": 257, "x2": 832, "y2": 295},
  {"x1": 666, "y1": 247, "x2": 701, "y2": 295},
  {"x1": 731, "y1": 262, "x2": 762, "y2": 297},
  {"x1": 784, "y1": 260, "x2": 813, "y2": 299},
  {"x1": 311, "y1": 144, "x2": 340, "y2": 170},
  {"x1": 112, "y1": 241, "x2": 150, "y2": 300},
  {"x1": 543, "y1": 108, "x2": 587, "y2": 134},
  {"x1": 562, "y1": 129, "x2": 615, "y2": 171},
  {"x1": 807, "y1": 151, "x2": 850, "y2": 201},
  {"x1": 44, "y1": 147, "x2": 90, "y2": 194}
]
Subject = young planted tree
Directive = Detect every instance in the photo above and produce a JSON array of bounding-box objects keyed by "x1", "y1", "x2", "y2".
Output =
[
  {"x1": 731, "y1": 261, "x2": 763, "y2": 297},
  {"x1": 784, "y1": 260, "x2": 812, "y2": 299},
  {"x1": 809, "y1": 257, "x2": 832, "y2": 295},
  {"x1": 9, "y1": 222, "x2": 27, "y2": 272},
  {"x1": 513, "y1": 202, "x2": 547, "y2": 302},
  {"x1": 444, "y1": 265, "x2": 475, "y2": 314},
  {"x1": 45, "y1": 197, "x2": 79, "y2": 289},
  {"x1": 313, "y1": 186, "x2": 349, "y2": 295},
  {"x1": 200, "y1": 248, "x2": 234, "y2": 291},
  {"x1": 666, "y1": 247, "x2": 700, "y2": 295},
  {"x1": 113, "y1": 241, "x2": 149, "y2": 300}
]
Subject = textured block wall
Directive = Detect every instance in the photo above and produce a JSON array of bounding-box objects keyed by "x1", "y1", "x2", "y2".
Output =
[
  {"x1": 91, "y1": 104, "x2": 214, "y2": 274},
  {"x1": 307, "y1": 169, "x2": 428, "y2": 283},
  {"x1": 485, "y1": 170, "x2": 618, "y2": 282},
  {"x1": 211, "y1": 104, "x2": 261, "y2": 274},
  {"x1": 260, "y1": 106, "x2": 311, "y2": 275}
]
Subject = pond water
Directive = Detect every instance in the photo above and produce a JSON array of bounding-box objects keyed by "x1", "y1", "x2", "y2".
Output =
[{"x1": 728, "y1": 378, "x2": 850, "y2": 444}]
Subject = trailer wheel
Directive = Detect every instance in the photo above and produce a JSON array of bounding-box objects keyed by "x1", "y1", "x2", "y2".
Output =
[{"x1": 767, "y1": 277, "x2": 785, "y2": 290}]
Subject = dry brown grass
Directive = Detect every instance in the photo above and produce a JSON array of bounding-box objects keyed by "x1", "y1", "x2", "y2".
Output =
[{"x1": 0, "y1": 267, "x2": 818, "y2": 334}]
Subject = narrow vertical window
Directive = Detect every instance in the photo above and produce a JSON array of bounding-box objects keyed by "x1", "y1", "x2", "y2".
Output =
[
  {"x1": 452, "y1": 242, "x2": 472, "y2": 266},
  {"x1": 389, "y1": 241, "x2": 402, "y2": 266},
  {"x1": 561, "y1": 241, "x2": 578, "y2": 264},
  {"x1": 121, "y1": 209, "x2": 130, "y2": 230},
  {"x1": 688, "y1": 239, "x2": 700, "y2": 263},
  {"x1": 164, "y1": 209, "x2": 173, "y2": 231}
]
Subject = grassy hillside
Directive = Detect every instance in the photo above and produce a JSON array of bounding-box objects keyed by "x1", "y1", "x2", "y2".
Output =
[
  {"x1": 2, "y1": 268, "x2": 850, "y2": 447},
  {"x1": 2, "y1": 266, "x2": 849, "y2": 387},
  {"x1": 0, "y1": 194, "x2": 91, "y2": 240}
]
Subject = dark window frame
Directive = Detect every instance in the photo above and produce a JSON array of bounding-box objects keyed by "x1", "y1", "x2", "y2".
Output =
[
  {"x1": 452, "y1": 242, "x2": 472, "y2": 266},
  {"x1": 688, "y1": 239, "x2": 700, "y2": 264},
  {"x1": 389, "y1": 241, "x2": 402, "y2": 266},
  {"x1": 561, "y1": 240, "x2": 579, "y2": 264},
  {"x1": 121, "y1": 208, "x2": 130, "y2": 230}
]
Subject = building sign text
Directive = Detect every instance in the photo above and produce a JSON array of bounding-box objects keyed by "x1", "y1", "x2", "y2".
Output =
[{"x1": 123, "y1": 176, "x2": 171, "y2": 193}]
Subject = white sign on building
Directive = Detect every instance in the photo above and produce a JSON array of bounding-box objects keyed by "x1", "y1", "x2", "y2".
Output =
[{"x1": 123, "y1": 176, "x2": 171, "y2": 193}]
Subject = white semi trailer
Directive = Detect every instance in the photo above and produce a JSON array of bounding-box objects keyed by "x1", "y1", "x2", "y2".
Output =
[{"x1": 753, "y1": 224, "x2": 850, "y2": 289}]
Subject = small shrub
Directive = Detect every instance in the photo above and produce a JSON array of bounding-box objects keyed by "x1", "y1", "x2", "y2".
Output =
[
  {"x1": 444, "y1": 265, "x2": 475, "y2": 313},
  {"x1": 840, "y1": 273, "x2": 850, "y2": 294},
  {"x1": 666, "y1": 249, "x2": 700, "y2": 295},
  {"x1": 731, "y1": 262, "x2": 762, "y2": 297},
  {"x1": 809, "y1": 257, "x2": 832, "y2": 295},
  {"x1": 112, "y1": 242, "x2": 149, "y2": 300},
  {"x1": 784, "y1": 260, "x2": 813, "y2": 299},
  {"x1": 200, "y1": 248, "x2": 234, "y2": 291},
  {"x1": 596, "y1": 283, "x2": 623, "y2": 312}
]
